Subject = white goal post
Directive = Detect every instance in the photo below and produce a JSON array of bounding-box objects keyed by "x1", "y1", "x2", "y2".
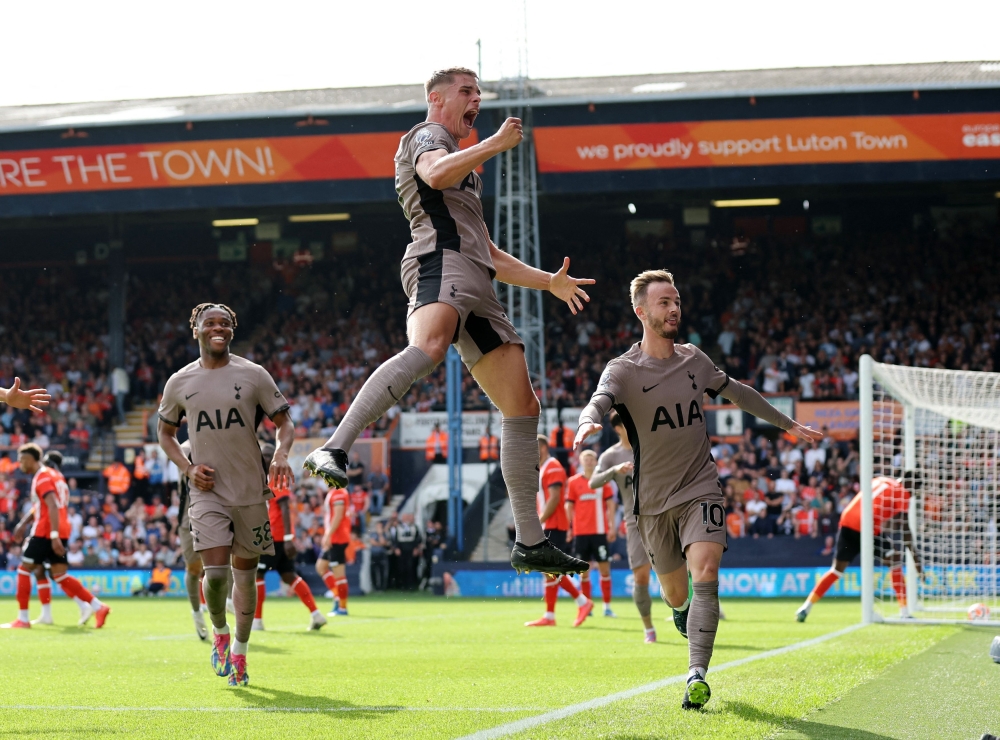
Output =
[{"x1": 859, "y1": 355, "x2": 1000, "y2": 625}]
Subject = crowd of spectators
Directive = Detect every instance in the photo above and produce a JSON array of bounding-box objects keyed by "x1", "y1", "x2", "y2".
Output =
[{"x1": 1, "y1": 216, "x2": 998, "y2": 575}]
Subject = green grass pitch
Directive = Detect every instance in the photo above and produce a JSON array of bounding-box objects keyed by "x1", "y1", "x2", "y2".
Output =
[{"x1": 1, "y1": 594, "x2": 998, "y2": 739}]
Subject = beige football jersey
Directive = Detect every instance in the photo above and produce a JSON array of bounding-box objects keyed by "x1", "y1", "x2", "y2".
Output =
[
  {"x1": 581, "y1": 343, "x2": 730, "y2": 516},
  {"x1": 594, "y1": 442, "x2": 634, "y2": 511},
  {"x1": 394, "y1": 122, "x2": 494, "y2": 278},
  {"x1": 158, "y1": 355, "x2": 289, "y2": 508}
]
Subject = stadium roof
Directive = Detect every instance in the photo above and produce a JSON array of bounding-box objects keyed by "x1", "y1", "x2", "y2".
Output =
[{"x1": 2, "y1": 61, "x2": 1000, "y2": 133}]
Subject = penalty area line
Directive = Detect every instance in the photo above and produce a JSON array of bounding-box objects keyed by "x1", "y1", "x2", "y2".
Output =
[{"x1": 456, "y1": 623, "x2": 865, "y2": 740}]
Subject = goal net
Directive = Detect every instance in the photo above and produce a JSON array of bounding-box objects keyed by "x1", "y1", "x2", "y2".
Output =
[{"x1": 860, "y1": 355, "x2": 1000, "y2": 625}]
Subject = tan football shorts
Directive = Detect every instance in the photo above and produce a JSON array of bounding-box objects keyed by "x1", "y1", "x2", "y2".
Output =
[
  {"x1": 188, "y1": 497, "x2": 275, "y2": 559},
  {"x1": 178, "y1": 519, "x2": 199, "y2": 565},
  {"x1": 625, "y1": 514, "x2": 651, "y2": 570},
  {"x1": 401, "y1": 249, "x2": 522, "y2": 370},
  {"x1": 636, "y1": 491, "x2": 729, "y2": 576}
]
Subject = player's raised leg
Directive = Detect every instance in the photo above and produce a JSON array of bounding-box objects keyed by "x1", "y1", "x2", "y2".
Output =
[
  {"x1": 797, "y1": 560, "x2": 847, "y2": 622},
  {"x1": 473, "y1": 344, "x2": 587, "y2": 575}
]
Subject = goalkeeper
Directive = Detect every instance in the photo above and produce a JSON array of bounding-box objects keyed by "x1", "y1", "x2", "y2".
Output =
[{"x1": 797, "y1": 473, "x2": 921, "y2": 622}]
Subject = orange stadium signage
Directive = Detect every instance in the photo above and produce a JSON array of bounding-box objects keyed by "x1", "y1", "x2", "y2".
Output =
[
  {"x1": 0, "y1": 131, "x2": 479, "y2": 195},
  {"x1": 533, "y1": 113, "x2": 1000, "y2": 172}
]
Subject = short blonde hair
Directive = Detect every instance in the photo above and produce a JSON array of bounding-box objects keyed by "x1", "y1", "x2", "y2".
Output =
[
  {"x1": 579, "y1": 450, "x2": 597, "y2": 461},
  {"x1": 630, "y1": 269, "x2": 675, "y2": 309},
  {"x1": 425, "y1": 67, "x2": 478, "y2": 100}
]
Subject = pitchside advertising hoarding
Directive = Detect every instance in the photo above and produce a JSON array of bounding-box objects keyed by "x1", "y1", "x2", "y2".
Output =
[
  {"x1": 446, "y1": 565, "x2": 999, "y2": 599},
  {"x1": 2, "y1": 112, "x2": 999, "y2": 197},
  {"x1": 0, "y1": 569, "x2": 285, "y2": 598}
]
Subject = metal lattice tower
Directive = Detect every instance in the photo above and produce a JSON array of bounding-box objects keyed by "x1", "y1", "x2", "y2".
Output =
[{"x1": 493, "y1": 77, "x2": 546, "y2": 403}]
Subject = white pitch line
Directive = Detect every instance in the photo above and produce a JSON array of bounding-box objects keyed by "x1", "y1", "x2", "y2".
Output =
[
  {"x1": 456, "y1": 623, "x2": 865, "y2": 740},
  {"x1": 0, "y1": 705, "x2": 546, "y2": 714}
]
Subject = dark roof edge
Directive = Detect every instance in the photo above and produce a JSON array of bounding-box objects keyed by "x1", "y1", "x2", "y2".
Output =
[{"x1": 2, "y1": 80, "x2": 1000, "y2": 137}]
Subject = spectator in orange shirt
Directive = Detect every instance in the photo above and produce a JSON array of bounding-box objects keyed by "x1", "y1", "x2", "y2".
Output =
[
  {"x1": 103, "y1": 461, "x2": 132, "y2": 499},
  {"x1": 726, "y1": 503, "x2": 746, "y2": 539}
]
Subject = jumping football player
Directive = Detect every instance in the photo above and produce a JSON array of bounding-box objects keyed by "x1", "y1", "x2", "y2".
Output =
[
  {"x1": 576, "y1": 269, "x2": 822, "y2": 709},
  {"x1": 3, "y1": 446, "x2": 110, "y2": 629},
  {"x1": 253, "y1": 443, "x2": 326, "y2": 631},
  {"x1": 590, "y1": 411, "x2": 659, "y2": 642},
  {"x1": 566, "y1": 449, "x2": 617, "y2": 620},
  {"x1": 316, "y1": 483, "x2": 351, "y2": 616},
  {"x1": 796, "y1": 474, "x2": 920, "y2": 622},
  {"x1": 303, "y1": 67, "x2": 591, "y2": 578},
  {"x1": 158, "y1": 303, "x2": 295, "y2": 687},
  {"x1": 525, "y1": 435, "x2": 592, "y2": 627}
]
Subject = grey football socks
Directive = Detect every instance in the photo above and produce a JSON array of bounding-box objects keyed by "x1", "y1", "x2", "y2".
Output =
[
  {"x1": 502, "y1": 415, "x2": 545, "y2": 547},
  {"x1": 329, "y1": 346, "x2": 437, "y2": 451},
  {"x1": 185, "y1": 569, "x2": 201, "y2": 613},
  {"x1": 231, "y1": 566, "x2": 258, "y2": 644},
  {"x1": 688, "y1": 580, "x2": 720, "y2": 672},
  {"x1": 633, "y1": 581, "x2": 652, "y2": 619},
  {"x1": 203, "y1": 565, "x2": 230, "y2": 630}
]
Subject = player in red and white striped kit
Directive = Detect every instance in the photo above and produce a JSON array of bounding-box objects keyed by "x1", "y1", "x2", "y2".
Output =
[
  {"x1": 796, "y1": 474, "x2": 920, "y2": 621},
  {"x1": 3, "y1": 445, "x2": 110, "y2": 629}
]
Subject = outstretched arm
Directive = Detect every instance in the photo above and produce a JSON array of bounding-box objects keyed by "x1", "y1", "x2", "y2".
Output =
[
  {"x1": 590, "y1": 461, "x2": 632, "y2": 489},
  {"x1": 0, "y1": 378, "x2": 50, "y2": 412},
  {"x1": 718, "y1": 379, "x2": 822, "y2": 442},
  {"x1": 490, "y1": 246, "x2": 594, "y2": 316}
]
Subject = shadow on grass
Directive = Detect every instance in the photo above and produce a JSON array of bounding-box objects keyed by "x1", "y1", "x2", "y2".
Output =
[
  {"x1": 722, "y1": 700, "x2": 898, "y2": 740},
  {"x1": 234, "y1": 685, "x2": 403, "y2": 720}
]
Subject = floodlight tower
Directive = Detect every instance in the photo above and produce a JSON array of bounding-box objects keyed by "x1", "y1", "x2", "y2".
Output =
[{"x1": 492, "y1": 8, "x2": 546, "y2": 404}]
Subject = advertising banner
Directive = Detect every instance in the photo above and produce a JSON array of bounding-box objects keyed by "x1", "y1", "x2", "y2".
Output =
[
  {"x1": 534, "y1": 113, "x2": 1000, "y2": 173},
  {"x1": 448, "y1": 566, "x2": 864, "y2": 599},
  {"x1": 0, "y1": 131, "x2": 478, "y2": 196},
  {"x1": 0, "y1": 569, "x2": 284, "y2": 598},
  {"x1": 397, "y1": 409, "x2": 582, "y2": 450},
  {"x1": 796, "y1": 401, "x2": 860, "y2": 440}
]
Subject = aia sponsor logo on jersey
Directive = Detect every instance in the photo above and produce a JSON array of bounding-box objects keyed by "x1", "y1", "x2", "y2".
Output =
[
  {"x1": 195, "y1": 407, "x2": 247, "y2": 431},
  {"x1": 650, "y1": 400, "x2": 704, "y2": 431}
]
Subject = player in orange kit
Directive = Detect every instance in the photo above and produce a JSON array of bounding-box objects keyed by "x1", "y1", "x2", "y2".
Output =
[
  {"x1": 566, "y1": 449, "x2": 617, "y2": 623},
  {"x1": 525, "y1": 435, "x2": 592, "y2": 627},
  {"x1": 316, "y1": 485, "x2": 352, "y2": 616},
  {"x1": 796, "y1": 474, "x2": 921, "y2": 622},
  {"x1": 252, "y1": 444, "x2": 327, "y2": 631},
  {"x1": 3, "y1": 445, "x2": 110, "y2": 629}
]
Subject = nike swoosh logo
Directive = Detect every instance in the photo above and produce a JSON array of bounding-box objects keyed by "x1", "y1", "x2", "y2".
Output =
[
  {"x1": 241, "y1": 611, "x2": 254, "y2": 616},
  {"x1": 698, "y1": 628, "x2": 716, "y2": 633},
  {"x1": 706, "y1": 527, "x2": 722, "y2": 533},
  {"x1": 387, "y1": 385, "x2": 399, "y2": 402},
  {"x1": 642, "y1": 384, "x2": 659, "y2": 393},
  {"x1": 185, "y1": 392, "x2": 199, "y2": 400}
]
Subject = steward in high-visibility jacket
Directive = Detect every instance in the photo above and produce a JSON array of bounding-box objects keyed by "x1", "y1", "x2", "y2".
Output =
[
  {"x1": 425, "y1": 424, "x2": 448, "y2": 462},
  {"x1": 479, "y1": 434, "x2": 499, "y2": 461}
]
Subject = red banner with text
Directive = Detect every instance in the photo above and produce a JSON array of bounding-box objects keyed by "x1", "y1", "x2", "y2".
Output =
[
  {"x1": 0, "y1": 131, "x2": 478, "y2": 196},
  {"x1": 534, "y1": 113, "x2": 1000, "y2": 172}
]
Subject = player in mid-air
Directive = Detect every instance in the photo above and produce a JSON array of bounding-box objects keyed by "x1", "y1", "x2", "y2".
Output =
[
  {"x1": 589, "y1": 411, "x2": 658, "y2": 642},
  {"x1": 566, "y1": 449, "x2": 617, "y2": 620},
  {"x1": 158, "y1": 303, "x2": 294, "y2": 687},
  {"x1": 253, "y1": 443, "x2": 327, "y2": 631},
  {"x1": 316, "y1": 482, "x2": 352, "y2": 616},
  {"x1": 525, "y1": 435, "x2": 593, "y2": 627},
  {"x1": 575, "y1": 269, "x2": 822, "y2": 709},
  {"x1": 796, "y1": 474, "x2": 920, "y2": 622},
  {"x1": 302, "y1": 67, "x2": 591, "y2": 578},
  {"x1": 3, "y1": 446, "x2": 110, "y2": 629}
]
